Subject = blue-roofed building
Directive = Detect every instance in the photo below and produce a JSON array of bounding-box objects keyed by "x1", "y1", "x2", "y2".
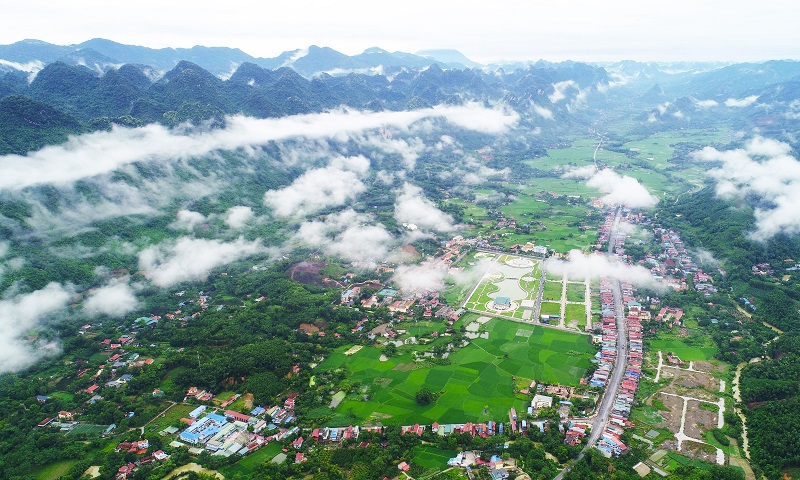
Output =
[
  {"x1": 250, "y1": 406, "x2": 266, "y2": 416},
  {"x1": 180, "y1": 414, "x2": 227, "y2": 445},
  {"x1": 189, "y1": 405, "x2": 206, "y2": 419}
]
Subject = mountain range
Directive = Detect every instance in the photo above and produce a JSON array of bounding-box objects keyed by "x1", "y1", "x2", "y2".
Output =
[{"x1": 1, "y1": 38, "x2": 800, "y2": 156}]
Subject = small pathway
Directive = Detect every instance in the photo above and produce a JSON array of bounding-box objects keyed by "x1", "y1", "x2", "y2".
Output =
[
  {"x1": 661, "y1": 392, "x2": 725, "y2": 465},
  {"x1": 559, "y1": 274, "x2": 568, "y2": 328},
  {"x1": 584, "y1": 277, "x2": 592, "y2": 331}
]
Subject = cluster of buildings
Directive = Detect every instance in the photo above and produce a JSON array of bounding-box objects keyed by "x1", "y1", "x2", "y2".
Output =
[
  {"x1": 589, "y1": 278, "x2": 619, "y2": 388},
  {"x1": 171, "y1": 396, "x2": 299, "y2": 458},
  {"x1": 645, "y1": 227, "x2": 718, "y2": 296},
  {"x1": 113, "y1": 441, "x2": 172, "y2": 479},
  {"x1": 596, "y1": 295, "x2": 643, "y2": 457}
]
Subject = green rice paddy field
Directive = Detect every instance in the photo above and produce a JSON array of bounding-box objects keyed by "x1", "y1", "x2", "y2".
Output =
[{"x1": 317, "y1": 318, "x2": 595, "y2": 426}]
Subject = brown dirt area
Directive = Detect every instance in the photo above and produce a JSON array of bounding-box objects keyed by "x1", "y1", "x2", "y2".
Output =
[
  {"x1": 392, "y1": 362, "x2": 416, "y2": 372},
  {"x1": 290, "y1": 261, "x2": 341, "y2": 287},
  {"x1": 659, "y1": 394, "x2": 684, "y2": 434},
  {"x1": 682, "y1": 440, "x2": 718, "y2": 463},
  {"x1": 693, "y1": 360, "x2": 725, "y2": 373},
  {"x1": 242, "y1": 393, "x2": 254, "y2": 410},
  {"x1": 685, "y1": 399, "x2": 717, "y2": 439},
  {"x1": 299, "y1": 323, "x2": 320, "y2": 333},
  {"x1": 672, "y1": 369, "x2": 718, "y2": 392},
  {"x1": 370, "y1": 323, "x2": 390, "y2": 335}
]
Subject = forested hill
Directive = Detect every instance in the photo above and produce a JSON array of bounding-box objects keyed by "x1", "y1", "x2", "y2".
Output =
[{"x1": 0, "y1": 59, "x2": 613, "y2": 155}]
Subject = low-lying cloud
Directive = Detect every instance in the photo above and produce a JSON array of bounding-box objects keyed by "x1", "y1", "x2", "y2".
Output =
[
  {"x1": 293, "y1": 209, "x2": 393, "y2": 266},
  {"x1": 0, "y1": 104, "x2": 518, "y2": 191},
  {"x1": 172, "y1": 209, "x2": 206, "y2": 230},
  {"x1": 392, "y1": 260, "x2": 448, "y2": 292},
  {"x1": 0, "y1": 283, "x2": 71, "y2": 373},
  {"x1": 83, "y1": 278, "x2": 139, "y2": 318},
  {"x1": 697, "y1": 136, "x2": 800, "y2": 240},
  {"x1": 264, "y1": 156, "x2": 370, "y2": 217},
  {"x1": 564, "y1": 167, "x2": 658, "y2": 208},
  {"x1": 394, "y1": 183, "x2": 455, "y2": 232},
  {"x1": 549, "y1": 80, "x2": 577, "y2": 103},
  {"x1": 224, "y1": 206, "x2": 254, "y2": 229},
  {"x1": 725, "y1": 95, "x2": 759, "y2": 107},
  {"x1": 544, "y1": 250, "x2": 664, "y2": 289},
  {"x1": 139, "y1": 237, "x2": 269, "y2": 287}
]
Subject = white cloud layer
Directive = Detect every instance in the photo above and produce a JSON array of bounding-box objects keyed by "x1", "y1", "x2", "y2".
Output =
[
  {"x1": 544, "y1": 250, "x2": 664, "y2": 289},
  {"x1": 264, "y1": 156, "x2": 370, "y2": 217},
  {"x1": 0, "y1": 104, "x2": 517, "y2": 191},
  {"x1": 139, "y1": 237, "x2": 268, "y2": 287},
  {"x1": 83, "y1": 278, "x2": 139, "y2": 318},
  {"x1": 549, "y1": 80, "x2": 576, "y2": 103},
  {"x1": 224, "y1": 206, "x2": 254, "y2": 229},
  {"x1": 172, "y1": 209, "x2": 206, "y2": 230},
  {"x1": 697, "y1": 136, "x2": 800, "y2": 240},
  {"x1": 0, "y1": 283, "x2": 71, "y2": 373},
  {"x1": 394, "y1": 183, "x2": 455, "y2": 232},
  {"x1": 725, "y1": 95, "x2": 759, "y2": 107},
  {"x1": 293, "y1": 209, "x2": 393, "y2": 265},
  {"x1": 563, "y1": 167, "x2": 658, "y2": 208},
  {"x1": 392, "y1": 260, "x2": 448, "y2": 292}
]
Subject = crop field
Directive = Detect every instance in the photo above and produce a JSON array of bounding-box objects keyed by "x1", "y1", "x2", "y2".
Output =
[
  {"x1": 317, "y1": 318, "x2": 594, "y2": 426},
  {"x1": 646, "y1": 335, "x2": 718, "y2": 361},
  {"x1": 463, "y1": 254, "x2": 540, "y2": 320}
]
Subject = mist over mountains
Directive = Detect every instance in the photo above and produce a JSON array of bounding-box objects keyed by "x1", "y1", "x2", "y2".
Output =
[{"x1": 1, "y1": 38, "x2": 799, "y2": 157}]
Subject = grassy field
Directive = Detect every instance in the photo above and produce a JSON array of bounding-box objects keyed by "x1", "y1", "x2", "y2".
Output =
[
  {"x1": 412, "y1": 445, "x2": 458, "y2": 468},
  {"x1": 317, "y1": 318, "x2": 594, "y2": 426},
  {"x1": 143, "y1": 403, "x2": 196, "y2": 435},
  {"x1": 566, "y1": 283, "x2": 586, "y2": 303},
  {"x1": 646, "y1": 335, "x2": 718, "y2": 361},
  {"x1": 564, "y1": 303, "x2": 586, "y2": 323},
  {"x1": 65, "y1": 424, "x2": 108, "y2": 437},
  {"x1": 542, "y1": 281, "x2": 563, "y2": 301},
  {"x1": 221, "y1": 442, "x2": 284, "y2": 477},
  {"x1": 540, "y1": 302, "x2": 561, "y2": 316},
  {"x1": 29, "y1": 459, "x2": 78, "y2": 480}
]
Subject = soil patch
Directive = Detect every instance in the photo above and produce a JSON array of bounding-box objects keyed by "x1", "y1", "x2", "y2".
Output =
[
  {"x1": 685, "y1": 399, "x2": 717, "y2": 439},
  {"x1": 659, "y1": 394, "x2": 684, "y2": 434},
  {"x1": 392, "y1": 362, "x2": 415, "y2": 372},
  {"x1": 290, "y1": 261, "x2": 340, "y2": 287},
  {"x1": 242, "y1": 393, "x2": 254, "y2": 410},
  {"x1": 370, "y1": 323, "x2": 390, "y2": 335},
  {"x1": 299, "y1": 323, "x2": 320, "y2": 333}
]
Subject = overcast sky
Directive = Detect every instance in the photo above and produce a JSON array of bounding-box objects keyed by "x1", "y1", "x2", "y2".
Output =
[{"x1": 2, "y1": 0, "x2": 799, "y2": 63}]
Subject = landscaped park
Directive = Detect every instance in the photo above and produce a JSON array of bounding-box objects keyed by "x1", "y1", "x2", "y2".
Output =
[
  {"x1": 314, "y1": 316, "x2": 596, "y2": 427},
  {"x1": 462, "y1": 253, "x2": 541, "y2": 321}
]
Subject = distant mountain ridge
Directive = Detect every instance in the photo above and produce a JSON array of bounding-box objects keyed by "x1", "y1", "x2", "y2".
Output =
[{"x1": 0, "y1": 38, "x2": 482, "y2": 79}]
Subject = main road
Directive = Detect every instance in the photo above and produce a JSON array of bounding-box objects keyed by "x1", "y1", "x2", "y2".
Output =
[{"x1": 554, "y1": 207, "x2": 629, "y2": 479}]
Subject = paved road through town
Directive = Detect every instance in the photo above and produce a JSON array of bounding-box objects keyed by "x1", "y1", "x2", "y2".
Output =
[{"x1": 554, "y1": 207, "x2": 628, "y2": 479}]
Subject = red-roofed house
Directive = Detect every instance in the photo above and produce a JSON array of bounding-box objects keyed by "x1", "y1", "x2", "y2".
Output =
[
  {"x1": 295, "y1": 452, "x2": 306, "y2": 463},
  {"x1": 292, "y1": 437, "x2": 304, "y2": 449},
  {"x1": 224, "y1": 410, "x2": 251, "y2": 423},
  {"x1": 398, "y1": 462, "x2": 410, "y2": 472}
]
